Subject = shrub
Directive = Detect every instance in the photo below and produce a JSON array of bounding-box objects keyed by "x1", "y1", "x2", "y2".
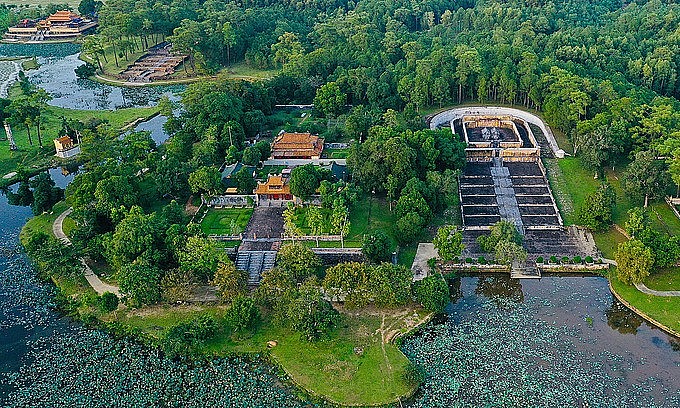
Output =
[
  {"x1": 585, "y1": 256, "x2": 594, "y2": 263},
  {"x1": 561, "y1": 256, "x2": 570, "y2": 264},
  {"x1": 536, "y1": 256, "x2": 544, "y2": 264},
  {"x1": 549, "y1": 256, "x2": 558, "y2": 264},
  {"x1": 362, "y1": 230, "x2": 392, "y2": 263},
  {"x1": 98, "y1": 292, "x2": 119, "y2": 312},
  {"x1": 572, "y1": 256, "x2": 582, "y2": 264},
  {"x1": 226, "y1": 295, "x2": 260, "y2": 332},
  {"x1": 465, "y1": 257, "x2": 473, "y2": 264},
  {"x1": 477, "y1": 256, "x2": 486, "y2": 264},
  {"x1": 414, "y1": 274, "x2": 450, "y2": 313}
]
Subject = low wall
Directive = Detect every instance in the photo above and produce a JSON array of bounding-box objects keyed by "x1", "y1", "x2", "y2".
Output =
[{"x1": 312, "y1": 248, "x2": 364, "y2": 264}]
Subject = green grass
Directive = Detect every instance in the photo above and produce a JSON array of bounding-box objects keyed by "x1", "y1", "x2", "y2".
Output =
[
  {"x1": 204, "y1": 312, "x2": 418, "y2": 406},
  {"x1": 593, "y1": 227, "x2": 627, "y2": 260},
  {"x1": 256, "y1": 165, "x2": 285, "y2": 179},
  {"x1": 290, "y1": 206, "x2": 333, "y2": 235},
  {"x1": 322, "y1": 148, "x2": 349, "y2": 159},
  {"x1": 610, "y1": 273, "x2": 680, "y2": 333},
  {"x1": 554, "y1": 157, "x2": 600, "y2": 224},
  {"x1": 347, "y1": 195, "x2": 396, "y2": 243},
  {"x1": 643, "y1": 267, "x2": 680, "y2": 291},
  {"x1": 200, "y1": 208, "x2": 253, "y2": 236},
  {"x1": 218, "y1": 62, "x2": 278, "y2": 80}
]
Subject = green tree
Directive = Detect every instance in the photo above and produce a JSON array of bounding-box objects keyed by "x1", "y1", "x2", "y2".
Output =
[
  {"x1": 414, "y1": 274, "x2": 450, "y2": 313},
  {"x1": 622, "y1": 150, "x2": 670, "y2": 207},
  {"x1": 188, "y1": 166, "x2": 222, "y2": 195},
  {"x1": 241, "y1": 146, "x2": 261, "y2": 166},
  {"x1": 212, "y1": 259, "x2": 247, "y2": 302},
  {"x1": 615, "y1": 239, "x2": 654, "y2": 284},
  {"x1": 494, "y1": 240, "x2": 528, "y2": 265},
  {"x1": 362, "y1": 230, "x2": 392, "y2": 263},
  {"x1": 313, "y1": 82, "x2": 347, "y2": 117},
  {"x1": 286, "y1": 278, "x2": 339, "y2": 340},
  {"x1": 98, "y1": 292, "x2": 119, "y2": 312},
  {"x1": 233, "y1": 166, "x2": 257, "y2": 194},
  {"x1": 178, "y1": 235, "x2": 222, "y2": 281},
  {"x1": 477, "y1": 220, "x2": 523, "y2": 253},
  {"x1": 289, "y1": 164, "x2": 320, "y2": 200},
  {"x1": 118, "y1": 263, "x2": 163, "y2": 306},
  {"x1": 30, "y1": 172, "x2": 63, "y2": 215},
  {"x1": 276, "y1": 242, "x2": 321, "y2": 281},
  {"x1": 226, "y1": 295, "x2": 260, "y2": 332},
  {"x1": 578, "y1": 183, "x2": 616, "y2": 231},
  {"x1": 432, "y1": 225, "x2": 464, "y2": 261}
]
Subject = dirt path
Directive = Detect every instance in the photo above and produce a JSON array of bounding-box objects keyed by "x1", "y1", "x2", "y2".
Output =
[{"x1": 53, "y1": 208, "x2": 120, "y2": 296}]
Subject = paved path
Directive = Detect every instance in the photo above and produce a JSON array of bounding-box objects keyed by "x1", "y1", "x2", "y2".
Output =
[
  {"x1": 428, "y1": 106, "x2": 566, "y2": 158},
  {"x1": 53, "y1": 208, "x2": 120, "y2": 296},
  {"x1": 603, "y1": 258, "x2": 680, "y2": 297},
  {"x1": 411, "y1": 243, "x2": 438, "y2": 281}
]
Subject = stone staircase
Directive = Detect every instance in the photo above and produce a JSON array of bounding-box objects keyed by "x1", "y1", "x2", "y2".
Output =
[{"x1": 236, "y1": 250, "x2": 277, "y2": 285}]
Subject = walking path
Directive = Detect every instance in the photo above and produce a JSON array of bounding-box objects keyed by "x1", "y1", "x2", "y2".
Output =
[
  {"x1": 603, "y1": 258, "x2": 680, "y2": 296},
  {"x1": 53, "y1": 208, "x2": 120, "y2": 296}
]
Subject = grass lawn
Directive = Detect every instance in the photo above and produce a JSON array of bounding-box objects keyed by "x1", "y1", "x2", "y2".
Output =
[
  {"x1": 200, "y1": 208, "x2": 253, "y2": 236},
  {"x1": 593, "y1": 227, "x2": 627, "y2": 260},
  {"x1": 256, "y1": 165, "x2": 285, "y2": 179},
  {"x1": 610, "y1": 273, "x2": 680, "y2": 334},
  {"x1": 203, "y1": 309, "x2": 421, "y2": 406},
  {"x1": 347, "y1": 195, "x2": 396, "y2": 244},
  {"x1": 290, "y1": 206, "x2": 333, "y2": 235},
  {"x1": 322, "y1": 148, "x2": 349, "y2": 159},
  {"x1": 218, "y1": 62, "x2": 278, "y2": 80},
  {"x1": 644, "y1": 267, "x2": 680, "y2": 291}
]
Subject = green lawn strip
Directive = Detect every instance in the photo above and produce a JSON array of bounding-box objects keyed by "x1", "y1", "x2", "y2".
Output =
[
  {"x1": 287, "y1": 240, "x2": 362, "y2": 249},
  {"x1": 649, "y1": 201, "x2": 680, "y2": 236},
  {"x1": 610, "y1": 273, "x2": 680, "y2": 334},
  {"x1": 348, "y1": 195, "x2": 396, "y2": 245},
  {"x1": 200, "y1": 208, "x2": 253, "y2": 235},
  {"x1": 554, "y1": 157, "x2": 600, "y2": 224},
  {"x1": 643, "y1": 267, "x2": 680, "y2": 291},
  {"x1": 117, "y1": 305, "x2": 229, "y2": 339},
  {"x1": 291, "y1": 206, "x2": 333, "y2": 235}
]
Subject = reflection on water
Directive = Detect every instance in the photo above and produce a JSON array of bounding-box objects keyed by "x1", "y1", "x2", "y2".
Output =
[
  {"x1": 605, "y1": 297, "x2": 644, "y2": 335},
  {"x1": 474, "y1": 274, "x2": 524, "y2": 304},
  {"x1": 133, "y1": 114, "x2": 169, "y2": 145},
  {"x1": 0, "y1": 43, "x2": 184, "y2": 110}
]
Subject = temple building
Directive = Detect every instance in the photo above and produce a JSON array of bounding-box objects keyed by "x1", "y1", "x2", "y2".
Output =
[
  {"x1": 5, "y1": 10, "x2": 97, "y2": 42},
  {"x1": 254, "y1": 173, "x2": 293, "y2": 202},
  {"x1": 54, "y1": 136, "x2": 80, "y2": 158},
  {"x1": 270, "y1": 132, "x2": 324, "y2": 160}
]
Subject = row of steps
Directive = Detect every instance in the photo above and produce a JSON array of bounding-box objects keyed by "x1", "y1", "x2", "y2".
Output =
[{"x1": 236, "y1": 250, "x2": 277, "y2": 285}]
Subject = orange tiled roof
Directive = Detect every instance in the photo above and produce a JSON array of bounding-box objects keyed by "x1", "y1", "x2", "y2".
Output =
[
  {"x1": 255, "y1": 175, "x2": 291, "y2": 195},
  {"x1": 271, "y1": 132, "x2": 323, "y2": 158},
  {"x1": 47, "y1": 11, "x2": 79, "y2": 23}
]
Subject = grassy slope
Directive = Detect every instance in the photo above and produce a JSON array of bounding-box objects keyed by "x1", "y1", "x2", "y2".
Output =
[{"x1": 117, "y1": 304, "x2": 419, "y2": 406}]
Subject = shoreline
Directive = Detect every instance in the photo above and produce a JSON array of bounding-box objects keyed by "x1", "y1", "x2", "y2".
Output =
[{"x1": 608, "y1": 279, "x2": 680, "y2": 339}]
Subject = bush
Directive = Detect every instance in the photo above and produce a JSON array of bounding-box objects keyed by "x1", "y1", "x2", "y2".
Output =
[
  {"x1": 561, "y1": 256, "x2": 570, "y2": 264},
  {"x1": 414, "y1": 274, "x2": 449, "y2": 313},
  {"x1": 478, "y1": 256, "x2": 487, "y2": 264},
  {"x1": 536, "y1": 256, "x2": 544, "y2": 264},
  {"x1": 98, "y1": 292, "x2": 119, "y2": 312},
  {"x1": 585, "y1": 256, "x2": 594, "y2": 263},
  {"x1": 362, "y1": 230, "x2": 392, "y2": 263},
  {"x1": 226, "y1": 295, "x2": 260, "y2": 332},
  {"x1": 74, "y1": 62, "x2": 97, "y2": 78},
  {"x1": 549, "y1": 256, "x2": 558, "y2": 264},
  {"x1": 465, "y1": 257, "x2": 473, "y2": 264},
  {"x1": 572, "y1": 256, "x2": 582, "y2": 264}
]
